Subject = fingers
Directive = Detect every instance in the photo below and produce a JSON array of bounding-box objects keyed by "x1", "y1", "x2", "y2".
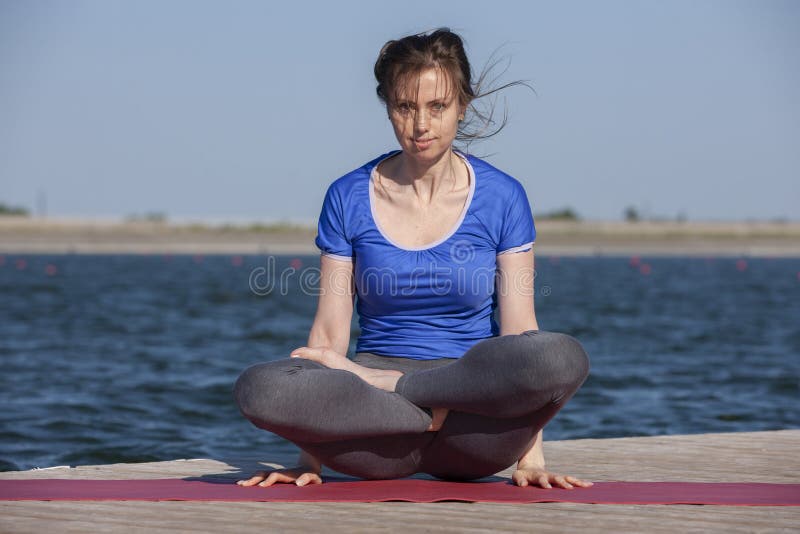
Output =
[
  {"x1": 290, "y1": 346, "x2": 312, "y2": 358},
  {"x1": 235, "y1": 471, "x2": 290, "y2": 488},
  {"x1": 511, "y1": 471, "x2": 529, "y2": 487},
  {"x1": 237, "y1": 469, "x2": 323, "y2": 488},
  {"x1": 290, "y1": 347, "x2": 326, "y2": 363},
  {"x1": 547, "y1": 474, "x2": 593, "y2": 490},
  {"x1": 511, "y1": 470, "x2": 546, "y2": 488},
  {"x1": 511, "y1": 469, "x2": 593, "y2": 490},
  {"x1": 553, "y1": 475, "x2": 572, "y2": 489},
  {"x1": 565, "y1": 476, "x2": 593, "y2": 488},
  {"x1": 236, "y1": 471, "x2": 268, "y2": 487},
  {"x1": 296, "y1": 473, "x2": 322, "y2": 487},
  {"x1": 259, "y1": 471, "x2": 297, "y2": 487}
]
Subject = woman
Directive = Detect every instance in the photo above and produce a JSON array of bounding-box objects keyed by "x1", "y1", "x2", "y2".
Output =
[{"x1": 235, "y1": 28, "x2": 591, "y2": 490}]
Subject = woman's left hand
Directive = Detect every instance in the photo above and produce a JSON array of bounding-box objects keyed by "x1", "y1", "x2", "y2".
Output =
[{"x1": 511, "y1": 465, "x2": 593, "y2": 489}]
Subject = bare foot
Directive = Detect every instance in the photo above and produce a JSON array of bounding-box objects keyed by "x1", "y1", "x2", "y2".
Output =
[
  {"x1": 291, "y1": 347, "x2": 449, "y2": 429},
  {"x1": 291, "y1": 347, "x2": 402, "y2": 392}
]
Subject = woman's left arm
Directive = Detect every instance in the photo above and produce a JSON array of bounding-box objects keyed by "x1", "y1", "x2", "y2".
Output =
[
  {"x1": 496, "y1": 248, "x2": 538, "y2": 337},
  {"x1": 496, "y1": 248, "x2": 592, "y2": 489}
]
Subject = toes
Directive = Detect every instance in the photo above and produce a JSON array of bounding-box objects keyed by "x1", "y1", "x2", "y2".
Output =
[{"x1": 291, "y1": 347, "x2": 326, "y2": 362}]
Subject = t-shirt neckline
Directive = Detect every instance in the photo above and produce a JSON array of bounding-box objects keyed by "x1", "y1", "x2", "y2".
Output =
[{"x1": 368, "y1": 150, "x2": 476, "y2": 252}]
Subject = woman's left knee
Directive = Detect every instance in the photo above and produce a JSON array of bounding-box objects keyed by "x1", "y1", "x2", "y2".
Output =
[{"x1": 520, "y1": 330, "x2": 590, "y2": 388}]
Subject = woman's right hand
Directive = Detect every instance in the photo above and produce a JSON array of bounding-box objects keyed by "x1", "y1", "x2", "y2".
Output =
[{"x1": 236, "y1": 467, "x2": 322, "y2": 487}]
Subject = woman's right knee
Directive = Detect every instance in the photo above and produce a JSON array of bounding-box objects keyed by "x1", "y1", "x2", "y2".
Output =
[
  {"x1": 234, "y1": 362, "x2": 272, "y2": 421},
  {"x1": 233, "y1": 359, "x2": 311, "y2": 424}
]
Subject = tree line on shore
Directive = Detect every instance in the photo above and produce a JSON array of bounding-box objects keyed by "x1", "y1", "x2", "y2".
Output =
[{"x1": 1, "y1": 201, "x2": 790, "y2": 225}]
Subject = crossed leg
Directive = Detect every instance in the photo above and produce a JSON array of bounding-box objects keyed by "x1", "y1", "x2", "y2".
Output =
[{"x1": 234, "y1": 331, "x2": 589, "y2": 481}]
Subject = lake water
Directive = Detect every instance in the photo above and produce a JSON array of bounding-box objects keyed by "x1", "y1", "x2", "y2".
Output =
[{"x1": 1, "y1": 253, "x2": 798, "y2": 472}]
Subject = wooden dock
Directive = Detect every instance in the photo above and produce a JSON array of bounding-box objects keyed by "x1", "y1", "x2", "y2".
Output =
[{"x1": 2, "y1": 430, "x2": 798, "y2": 533}]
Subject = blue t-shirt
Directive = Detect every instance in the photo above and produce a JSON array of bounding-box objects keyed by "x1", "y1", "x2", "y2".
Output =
[{"x1": 315, "y1": 150, "x2": 536, "y2": 360}]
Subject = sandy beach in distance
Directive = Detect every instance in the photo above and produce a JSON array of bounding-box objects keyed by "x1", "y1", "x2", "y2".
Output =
[{"x1": 1, "y1": 216, "x2": 799, "y2": 257}]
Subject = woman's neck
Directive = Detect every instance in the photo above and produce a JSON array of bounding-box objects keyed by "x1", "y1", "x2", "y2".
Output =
[{"x1": 392, "y1": 149, "x2": 464, "y2": 203}]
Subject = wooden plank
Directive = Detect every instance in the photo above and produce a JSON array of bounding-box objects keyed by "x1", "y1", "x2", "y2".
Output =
[{"x1": 2, "y1": 430, "x2": 798, "y2": 533}]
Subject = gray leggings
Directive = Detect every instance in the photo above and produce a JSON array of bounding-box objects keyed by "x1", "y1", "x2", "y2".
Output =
[{"x1": 234, "y1": 330, "x2": 589, "y2": 481}]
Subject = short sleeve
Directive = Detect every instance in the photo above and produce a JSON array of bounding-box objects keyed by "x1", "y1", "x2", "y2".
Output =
[
  {"x1": 497, "y1": 180, "x2": 536, "y2": 255},
  {"x1": 314, "y1": 184, "x2": 353, "y2": 261}
]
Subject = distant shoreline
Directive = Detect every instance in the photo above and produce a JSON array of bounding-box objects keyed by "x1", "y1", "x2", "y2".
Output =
[{"x1": 1, "y1": 217, "x2": 799, "y2": 256}]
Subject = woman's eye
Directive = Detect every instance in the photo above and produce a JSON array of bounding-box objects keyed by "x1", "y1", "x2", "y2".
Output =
[{"x1": 431, "y1": 103, "x2": 445, "y2": 111}]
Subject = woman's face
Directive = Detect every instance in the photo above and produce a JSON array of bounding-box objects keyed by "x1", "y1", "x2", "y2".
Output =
[{"x1": 388, "y1": 67, "x2": 465, "y2": 163}]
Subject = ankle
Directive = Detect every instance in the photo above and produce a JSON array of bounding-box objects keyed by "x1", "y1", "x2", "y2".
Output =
[
  {"x1": 426, "y1": 407, "x2": 449, "y2": 431},
  {"x1": 363, "y1": 369, "x2": 402, "y2": 393}
]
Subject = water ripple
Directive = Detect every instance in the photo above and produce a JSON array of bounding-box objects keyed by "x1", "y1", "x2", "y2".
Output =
[{"x1": 2, "y1": 255, "x2": 799, "y2": 470}]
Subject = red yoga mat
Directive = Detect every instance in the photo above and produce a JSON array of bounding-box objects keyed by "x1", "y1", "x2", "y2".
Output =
[{"x1": 1, "y1": 479, "x2": 799, "y2": 505}]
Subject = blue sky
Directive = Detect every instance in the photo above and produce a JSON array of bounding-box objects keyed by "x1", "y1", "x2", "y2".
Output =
[{"x1": 1, "y1": 0, "x2": 798, "y2": 222}]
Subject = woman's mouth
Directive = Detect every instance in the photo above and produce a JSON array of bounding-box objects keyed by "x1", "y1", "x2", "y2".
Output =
[{"x1": 414, "y1": 138, "x2": 433, "y2": 150}]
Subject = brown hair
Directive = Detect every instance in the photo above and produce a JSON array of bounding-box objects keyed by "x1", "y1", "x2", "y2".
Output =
[{"x1": 374, "y1": 28, "x2": 529, "y2": 147}]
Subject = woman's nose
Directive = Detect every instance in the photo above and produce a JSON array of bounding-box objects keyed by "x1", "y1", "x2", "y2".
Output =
[{"x1": 414, "y1": 109, "x2": 429, "y2": 132}]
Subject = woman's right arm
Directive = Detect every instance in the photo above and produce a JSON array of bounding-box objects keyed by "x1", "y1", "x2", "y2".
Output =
[
  {"x1": 305, "y1": 254, "x2": 356, "y2": 355},
  {"x1": 238, "y1": 255, "x2": 355, "y2": 488}
]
